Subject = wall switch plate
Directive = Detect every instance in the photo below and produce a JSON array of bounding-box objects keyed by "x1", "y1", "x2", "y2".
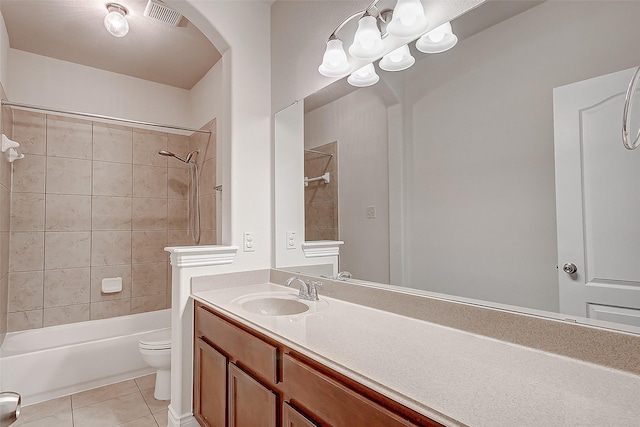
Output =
[
  {"x1": 243, "y1": 232, "x2": 255, "y2": 252},
  {"x1": 366, "y1": 206, "x2": 376, "y2": 219},
  {"x1": 286, "y1": 231, "x2": 297, "y2": 249}
]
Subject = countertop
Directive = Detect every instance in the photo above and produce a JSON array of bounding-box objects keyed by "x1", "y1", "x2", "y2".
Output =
[{"x1": 192, "y1": 282, "x2": 640, "y2": 427}]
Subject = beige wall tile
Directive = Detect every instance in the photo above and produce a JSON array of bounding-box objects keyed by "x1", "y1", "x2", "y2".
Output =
[
  {"x1": 132, "y1": 262, "x2": 167, "y2": 297},
  {"x1": 133, "y1": 166, "x2": 167, "y2": 198},
  {"x1": 199, "y1": 229, "x2": 216, "y2": 245},
  {"x1": 10, "y1": 231, "x2": 44, "y2": 272},
  {"x1": 132, "y1": 231, "x2": 167, "y2": 264},
  {"x1": 167, "y1": 229, "x2": 193, "y2": 247},
  {"x1": 0, "y1": 231, "x2": 8, "y2": 278},
  {"x1": 167, "y1": 199, "x2": 187, "y2": 230},
  {"x1": 8, "y1": 309, "x2": 43, "y2": 331},
  {"x1": 167, "y1": 166, "x2": 189, "y2": 199},
  {"x1": 10, "y1": 193, "x2": 45, "y2": 232},
  {"x1": 133, "y1": 130, "x2": 167, "y2": 167},
  {"x1": 90, "y1": 300, "x2": 130, "y2": 320},
  {"x1": 132, "y1": 198, "x2": 167, "y2": 230},
  {"x1": 12, "y1": 110, "x2": 46, "y2": 155},
  {"x1": 92, "y1": 196, "x2": 132, "y2": 230},
  {"x1": 93, "y1": 123, "x2": 133, "y2": 164},
  {"x1": 44, "y1": 231, "x2": 91, "y2": 269},
  {"x1": 200, "y1": 195, "x2": 215, "y2": 230},
  {"x1": 0, "y1": 275, "x2": 7, "y2": 336},
  {"x1": 45, "y1": 195, "x2": 91, "y2": 231},
  {"x1": 91, "y1": 231, "x2": 132, "y2": 266},
  {"x1": 90, "y1": 265, "x2": 131, "y2": 302},
  {"x1": 46, "y1": 157, "x2": 92, "y2": 195},
  {"x1": 0, "y1": 188, "x2": 7, "y2": 232},
  {"x1": 47, "y1": 116, "x2": 92, "y2": 160},
  {"x1": 93, "y1": 161, "x2": 133, "y2": 197},
  {"x1": 44, "y1": 268, "x2": 91, "y2": 308},
  {"x1": 0, "y1": 153, "x2": 10, "y2": 191},
  {"x1": 8, "y1": 271, "x2": 43, "y2": 312},
  {"x1": 200, "y1": 158, "x2": 216, "y2": 196},
  {"x1": 131, "y1": 295, "x2": 166, "y2": 314},
  {"x1": 43, "y1": 304, "x2": 90, "y2": 327},
  {"x1": 13, "y1": 154, "x2": 46, "y2": 193},
  {"x1": 168, "y1": 133, "x2": 189, "y2": 154}
]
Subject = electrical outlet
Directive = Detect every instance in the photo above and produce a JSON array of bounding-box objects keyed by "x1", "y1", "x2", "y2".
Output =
[
  {"x1": 366, "y1": 206, "x2": 376, "y2": 219},
  {"x1": 286, "y1": 231, "x2": 297, "y2": 249},
  {"x1": 243, "y1": 232, "x2": 255, "y2": 252}
]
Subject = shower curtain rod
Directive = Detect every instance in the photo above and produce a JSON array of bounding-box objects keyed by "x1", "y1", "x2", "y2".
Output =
[
  {"x1": 304, "y1": 149, "x2": 333, "y2": 157},
  {"x1": 0, "y1": 99, "x2": 212, "y2": 135}
]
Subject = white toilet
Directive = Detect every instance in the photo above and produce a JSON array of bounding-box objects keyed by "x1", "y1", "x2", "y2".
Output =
[{"x1": 139, "y1": 328, "x2": 172, "y2": 400}]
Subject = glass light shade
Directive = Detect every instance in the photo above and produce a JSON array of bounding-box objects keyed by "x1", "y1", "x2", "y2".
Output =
[
  {"x1": 318, "y1": 39, "x2": 351, "y2": 77},
  {"x1": 386, "y1": 0, "x2": 429, "y2": 38},
  {"x1": 348, "y1": 15, "x2": 384, "y2": 60},
  {"x1": 416, "y1": 22, "x2": 458, "y2": 53},
  {"x1": 104, "y1": 5, "x2": 129, "y2": 38},
  {"x1": 379, "y1": 44, "x2": 415, "y2": 71},
  {"x1": 347, "y1": 63, "x2": 380, "y2": 87}
]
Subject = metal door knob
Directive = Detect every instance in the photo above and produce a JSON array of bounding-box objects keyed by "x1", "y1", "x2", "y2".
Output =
[{"x1": 563, "y1": 262, "x2": 577, "y2": 274}]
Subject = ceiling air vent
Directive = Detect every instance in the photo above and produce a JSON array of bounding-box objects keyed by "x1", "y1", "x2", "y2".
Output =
[{"x1": 143, "y1": 0, "x2": 182, "y2": 26}]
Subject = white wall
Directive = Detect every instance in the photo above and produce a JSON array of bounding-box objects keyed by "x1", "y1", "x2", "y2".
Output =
[
  {"x1": 189, "y1": 60, "x2": 223, "y2": 130},
  {"x1": 7, "y1": 49, "x2": 193, "y2": 127},
  {"x1": 399, "y1": 1, "x2": 640, "y2": 312},
  {"x1": 305, "y1": 88, "x2": 390, "y2": 283},
  {"x1": 0, "y1": 10, "x2": 8, "y2": 88}
]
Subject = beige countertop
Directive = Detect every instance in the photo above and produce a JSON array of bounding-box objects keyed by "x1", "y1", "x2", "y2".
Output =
[{"x1": 192, "y1": 282, "x2": 640, "y2": 427}]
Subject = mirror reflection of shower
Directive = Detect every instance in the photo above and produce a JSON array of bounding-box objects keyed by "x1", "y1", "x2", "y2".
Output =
[{"x1": 158, "y1": 149, "x2": 201, "y2": 244}]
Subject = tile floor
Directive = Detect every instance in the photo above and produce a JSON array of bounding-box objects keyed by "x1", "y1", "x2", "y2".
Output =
[{"x1": 13, "y1": 374, "x2": 168, "y2": 427}]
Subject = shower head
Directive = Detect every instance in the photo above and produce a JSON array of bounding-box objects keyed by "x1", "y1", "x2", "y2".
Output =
[{"x1": 158, "y1": 150, "x2": 189, "y2": 163}]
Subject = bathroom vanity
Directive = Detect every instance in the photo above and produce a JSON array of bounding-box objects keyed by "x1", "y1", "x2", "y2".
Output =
[{"x1": 189, "y1": 270, "x2": 640, "y2": 427}]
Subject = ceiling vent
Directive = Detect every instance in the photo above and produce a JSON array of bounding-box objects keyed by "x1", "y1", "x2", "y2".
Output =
[{"x1": 143, "y1": 0, "x2": 182, "y2": 26}]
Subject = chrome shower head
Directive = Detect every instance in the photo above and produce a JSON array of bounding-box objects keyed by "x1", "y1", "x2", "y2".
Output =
[{"x1": 158, "y1": 150, "x2": 189, "y2": 163}]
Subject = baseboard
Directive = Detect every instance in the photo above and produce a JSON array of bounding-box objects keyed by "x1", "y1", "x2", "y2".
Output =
[{"x1": 167, "y1": 405, "x2": 198, "y2": 427}]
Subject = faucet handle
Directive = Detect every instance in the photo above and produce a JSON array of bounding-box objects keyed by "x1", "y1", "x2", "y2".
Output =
[{"x1": 308, "y1": 280, "x2": 323, "y2": 300}]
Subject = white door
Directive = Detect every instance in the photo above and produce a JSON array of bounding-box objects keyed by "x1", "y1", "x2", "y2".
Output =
[{"x1": 554, "y1": 67, "x2": 640, "y2": 327}]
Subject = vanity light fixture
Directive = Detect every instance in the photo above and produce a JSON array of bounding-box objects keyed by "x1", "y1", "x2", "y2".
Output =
[
  {"x1": 318, "y1": 0, "x2": 458, "y2": 87},
  {"x1": 104, "y1": 3, "x2": 130, "y2": 38},
  {"x1": 416, "y1": 21, "x2": 458, "y2": 53},
  {"x1": 347, "y1": 63, "x2": 379, "y2": 87}
]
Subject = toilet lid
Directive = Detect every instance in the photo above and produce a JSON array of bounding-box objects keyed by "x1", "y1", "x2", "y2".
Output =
[{"x1": 139, "y1": 328, "x2": 171, "y2": 350}]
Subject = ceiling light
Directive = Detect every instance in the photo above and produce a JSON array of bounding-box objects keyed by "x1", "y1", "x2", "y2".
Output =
[
  {"x1": 347, "y1": 64, "x2": 379, "y2": 87},
  {"x1": 386, "y1": 0, "x2": 429, "y2": 38},
  {"x1": 104, "y1": 3, "x2": 130, "y2": 38},
  {"x1": 319, "y1": 37, "x2": 351, "y2": 77},
  {"x1": 416, "y1": 22, "x2": 458, "y2": 53},
  {"x1": 349, "y1": 13, "x2": 384, "y2": 61},
  {"x1": 379, "y1": 44, "x2": 415, "y2": 72}
]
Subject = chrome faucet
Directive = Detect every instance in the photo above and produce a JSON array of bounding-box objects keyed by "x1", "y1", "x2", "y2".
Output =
[
  {"x1": 285, "y1": 276, "x2": 322, "y2": 301},
  {"x1": 334, "y1": 271, "x2": 352, "y2": 280}
]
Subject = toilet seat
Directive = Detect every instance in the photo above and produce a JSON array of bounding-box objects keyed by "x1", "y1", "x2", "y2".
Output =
[{"x1": 139, "y1": 328, "x2": 171, "y2": 351}]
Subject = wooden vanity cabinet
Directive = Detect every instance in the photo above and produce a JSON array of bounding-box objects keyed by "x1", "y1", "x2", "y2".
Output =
[{"x1": 194, "y1": 301, "x2": 443, "y2": 427}]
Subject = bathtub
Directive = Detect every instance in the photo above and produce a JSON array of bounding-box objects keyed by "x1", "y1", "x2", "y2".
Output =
[{"x1": 0, "y1": 309, "x2": 171, "y2": 405}]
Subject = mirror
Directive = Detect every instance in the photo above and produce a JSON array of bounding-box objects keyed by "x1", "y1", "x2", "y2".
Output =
[{"x1": 279, "y1": 0, "x2": 640, "y2": 333}]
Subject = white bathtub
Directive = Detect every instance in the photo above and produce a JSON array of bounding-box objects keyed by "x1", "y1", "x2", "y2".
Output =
[{"x1": 0, "y1": 309, "x2": 171, "y2": 405}]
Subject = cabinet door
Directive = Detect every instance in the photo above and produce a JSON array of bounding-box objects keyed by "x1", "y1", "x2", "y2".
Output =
[
  {"x1": 282, "y1": 403, "x2": 317, "y2": 427},
  {"x1": 194, "y1": 338, "x2": 227, "y2": 427},
  {"x1": 229, "y1": 363, "x2": 277, "y2": 427}
]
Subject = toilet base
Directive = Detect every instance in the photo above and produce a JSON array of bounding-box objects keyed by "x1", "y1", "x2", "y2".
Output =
[{"x1": 154, "y1": 368, "x2": 171, "y2": 401}]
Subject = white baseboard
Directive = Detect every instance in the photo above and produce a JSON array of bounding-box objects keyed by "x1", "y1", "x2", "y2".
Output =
[{"x1": 167, "y1": 405, "x2": 199, "y2": 427}]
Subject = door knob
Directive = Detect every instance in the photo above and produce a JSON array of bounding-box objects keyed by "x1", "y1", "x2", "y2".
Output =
[{"x1": 562, "y1": 262, "x2": 577, "y2": 274}]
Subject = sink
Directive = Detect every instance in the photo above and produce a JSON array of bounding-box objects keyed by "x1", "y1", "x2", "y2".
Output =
[{"x1": 241, "y1": 297, "x2": 310, "y2": 316}]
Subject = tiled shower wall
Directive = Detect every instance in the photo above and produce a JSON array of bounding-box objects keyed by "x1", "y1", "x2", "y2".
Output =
[
  {"x1": 7, "y1": 109, "x2": 216, "y2": 332},
  {"x1": 0, "y1": 87, "x2": 12, "y2": 343},
  {"x1": 304, "y1": 141, "x2": 338, "y2": 241}
]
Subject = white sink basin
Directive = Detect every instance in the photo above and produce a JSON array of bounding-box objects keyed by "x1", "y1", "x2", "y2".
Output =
[{"x1": 241, "y1": 297, "x2": 310, "y2": 316}]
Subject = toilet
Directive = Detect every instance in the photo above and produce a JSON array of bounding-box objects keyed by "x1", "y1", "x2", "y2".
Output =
[{"x1": 139, "y1": 328, "x2": 171, "y2": 400}]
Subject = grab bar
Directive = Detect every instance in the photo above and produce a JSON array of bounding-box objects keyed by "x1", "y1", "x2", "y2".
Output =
[{"x1": 622, "y1": 66, "x2": 640, "y2": 150}]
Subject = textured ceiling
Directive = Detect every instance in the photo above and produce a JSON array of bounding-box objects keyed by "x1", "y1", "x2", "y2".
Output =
[{"x1": 0, "y1": 0, "x2": 222, "y2": 89}]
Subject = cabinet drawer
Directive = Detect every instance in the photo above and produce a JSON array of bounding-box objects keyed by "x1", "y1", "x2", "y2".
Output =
[
  {"x1": 196, "y1": 304, "x2": 278, "y2": 384},
  {"x1": 283, "y1": 354, "x2": 420, "y2": 427}
]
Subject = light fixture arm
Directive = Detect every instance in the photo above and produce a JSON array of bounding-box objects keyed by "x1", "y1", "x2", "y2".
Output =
[{"x1": 326, "y1": 0, "x2": 390, "y2": 41}]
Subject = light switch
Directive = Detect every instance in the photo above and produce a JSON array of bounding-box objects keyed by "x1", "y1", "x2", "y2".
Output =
[{"x1": 366, "y1": 206, "x2": 376, "y2": 219}]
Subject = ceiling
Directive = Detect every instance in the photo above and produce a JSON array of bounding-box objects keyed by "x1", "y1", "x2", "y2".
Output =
[{"x1": 0, "y1": 0, "x2": 222, "y2": 90}]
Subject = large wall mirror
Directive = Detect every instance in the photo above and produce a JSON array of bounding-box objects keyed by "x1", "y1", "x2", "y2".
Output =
[{"x1": 276, "y1": 0, "x2": 640, "y2": 334}]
